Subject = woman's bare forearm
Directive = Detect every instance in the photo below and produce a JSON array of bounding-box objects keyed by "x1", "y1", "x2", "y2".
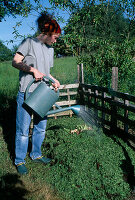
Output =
[
  {"x1": 12, "y1": 52, "x2": 45, "y2": 80},
  {"x1": 12, "y1": 60, "x2": 33, "y2": 73},
  {"x1": 12, "y1": 52, "x2": 34, "y2": 73},
  {"x1": 12, "y1": 60, "x2": 44, "y2": 80}
]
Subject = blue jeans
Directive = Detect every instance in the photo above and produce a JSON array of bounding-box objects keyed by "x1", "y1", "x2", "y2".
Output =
[{"x1": 15, "y1": 91, "x2": 47, "y2": 165}]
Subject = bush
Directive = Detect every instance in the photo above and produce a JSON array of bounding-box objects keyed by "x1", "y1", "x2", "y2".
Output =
[
  {"x1": 42, "y1": 117, "x2": 133, "y2": 200},
  {"x1": 77, "y1": 38, "x2": 135, "y2": 95}
]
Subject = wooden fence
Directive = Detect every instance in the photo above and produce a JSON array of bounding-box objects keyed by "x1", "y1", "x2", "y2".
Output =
[
  {"x1": 30, "y1": 80, "x2": 135, "y2": 147},
  {"x1": 48, "y1": 83, "x2": 79, "y2": 118},
  {"x1": 48, "y1": 80, "x2": 135, "y2": 135},
  {"x1": 77, "y1": 83, "x2": 135, "y2": 145}
]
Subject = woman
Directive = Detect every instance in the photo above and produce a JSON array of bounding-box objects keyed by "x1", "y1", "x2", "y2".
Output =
[{"x1": 12, "y1": 12, "x2": 61, "y2": 175}]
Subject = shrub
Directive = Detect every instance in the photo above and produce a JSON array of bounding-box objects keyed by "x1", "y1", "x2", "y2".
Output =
[{"x1": 77, "y1": 38, "x2": 135, "y2": 95}]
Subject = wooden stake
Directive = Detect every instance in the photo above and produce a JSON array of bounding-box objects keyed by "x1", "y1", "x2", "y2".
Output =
[
  {"x1": 81, "y1": 63, "x2": 84, "y2": 84},
  {"x1": 77, "y1": 64, "x2": 80, "y2": 83},
  {"x1": 112, "y1": 67, "x2": 118, "y2": 91}
]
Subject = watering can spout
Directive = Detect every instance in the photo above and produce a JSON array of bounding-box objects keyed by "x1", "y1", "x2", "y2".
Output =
[
  {"x1": 70, "y1": 105, "x2": 80, "y2": 116},
  {"x1": 47, "y1": 105, "x2": 81, "y2": 116}
]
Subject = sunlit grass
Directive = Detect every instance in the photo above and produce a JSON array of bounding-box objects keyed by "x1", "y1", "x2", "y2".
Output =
[{"x1": 51, "y1": 56, "x2": 78, "y2": 84}]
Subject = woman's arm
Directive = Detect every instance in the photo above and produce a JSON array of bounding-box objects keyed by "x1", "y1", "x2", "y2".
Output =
[
  {"x1": 12, "y1": 53, "x2": 45, "y2": 81},
  {"x1": 49, "y1": 74, "x2": 60, "y2": 91}
]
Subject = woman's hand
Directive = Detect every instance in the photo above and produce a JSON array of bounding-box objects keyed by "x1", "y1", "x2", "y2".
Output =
[
  {"x1": 49, "y1": 74, "x2": 60, "y2": 91},
  {"x1": 32, "y1": 68, "x2": 45, "y2": 81},
  {"x1": 52, "y1": 79, "x2": 60, "y2": 91}
]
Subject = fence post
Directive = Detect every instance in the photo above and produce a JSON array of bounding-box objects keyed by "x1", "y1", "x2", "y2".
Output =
[
  {"x1": 77, "y1": 63, "x2": 84, "y2": 83},
  {"x1": 94, "y1": 89, "x2": 98, "y2": 126},
  {"x1": 81, "y1": 63, "x2": 84, "y2": 84},
  {"x1": 77, "y1": 64, "x2": 80, "y2": 83},
  {"x1": 53, "y1": 105, "x2": 57, "y2": 119},
  {"x1": 111, "y1": 67, "x2": 118, "y2": 132},
  {"x1": 124, "y1": 94, "x2": 129, "y2": 133},
  {"x1": 112, "y1": 67, "x2": 118, "y2": 91},
  {"x1": 102, "y1": 91, "x2": 106, "y2": 128},
  {"x1": 67, "y1": 88, "x2": 72, "y2": 117}
]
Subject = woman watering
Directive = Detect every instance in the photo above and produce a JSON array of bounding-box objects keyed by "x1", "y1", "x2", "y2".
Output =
[{"x1": 12, "y1": 12, "x2": 61, "y2": 175}]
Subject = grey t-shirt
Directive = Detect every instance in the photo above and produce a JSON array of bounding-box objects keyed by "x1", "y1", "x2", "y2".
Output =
[{"x1": 17, "y1": 37, "x2": 54, "y2": 92}]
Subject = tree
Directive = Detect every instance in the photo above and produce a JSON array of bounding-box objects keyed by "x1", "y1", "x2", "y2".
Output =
[
  {"x1": 49, "y1": 0, "x2": 135, "y2": 55},
  {"x1": 49, "y1": 0, "x2": 135, "y2": 40},
  {"x1": 53, "y1": 36, "x2": 73, "y2": 57},
  {"x1": 64, "y1": 3, "x2": 130, "y2": 44},
  {"x1": 0, "y1": 0, "x2": 33, "y2": 21}
]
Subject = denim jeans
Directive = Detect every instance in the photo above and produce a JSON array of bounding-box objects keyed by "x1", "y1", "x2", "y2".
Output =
[{"x1": 15, "y1": 91, "x2": 47, "y2": 165}]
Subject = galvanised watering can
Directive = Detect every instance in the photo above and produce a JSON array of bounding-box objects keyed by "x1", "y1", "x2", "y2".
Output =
[{"x1": 24, "y1": 76, "x2": 81, "y2": 118}]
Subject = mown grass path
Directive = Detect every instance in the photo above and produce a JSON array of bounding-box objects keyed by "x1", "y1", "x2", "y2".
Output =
[{"x1": 0, "y1": 133, "x2": 62, "y2": 200}]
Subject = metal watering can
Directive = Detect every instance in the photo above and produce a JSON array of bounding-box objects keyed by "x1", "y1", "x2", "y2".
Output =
[{"x1": 23, "y1": 76, "x2": 80, "y2": 118}]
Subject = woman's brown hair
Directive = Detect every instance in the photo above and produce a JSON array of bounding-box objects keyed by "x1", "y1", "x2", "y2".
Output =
[{"x1": 37, "y1": 12, "x2": 61, "y2": 35}]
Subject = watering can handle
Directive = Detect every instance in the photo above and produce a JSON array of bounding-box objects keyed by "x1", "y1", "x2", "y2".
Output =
[{"x1": 25, "y1": 76, "x2": 59, "y2": 100}]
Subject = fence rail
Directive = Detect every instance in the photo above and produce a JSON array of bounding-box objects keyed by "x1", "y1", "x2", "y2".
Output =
[{"x1": 78, "y1": 83, "x2": 135, "y2": 136}]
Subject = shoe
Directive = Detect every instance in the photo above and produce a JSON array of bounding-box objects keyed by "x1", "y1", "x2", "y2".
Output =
[
  {"x1": 32, "y1": 156, "x2": 52, "y2": 164},
  {"x1": 16, "y1": 163, "x2": 28, "y2": 175}
]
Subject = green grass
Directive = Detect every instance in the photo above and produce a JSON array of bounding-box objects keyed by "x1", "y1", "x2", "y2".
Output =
[
  {"x1": 0, "y1": 116, "x2": 135, "y2": 200},
  {"x1": 0, "y1": 58, "x2": 134, "y2": 200},
  {"x1": 0, "y1": 61, "x2": 19, "y2": 98},
  {"x1": 51, "y1": 56, "x2": 78, "y2": 84},
  {"x1": 0, "y1": 134, "x2": 61, "y2": 200}
]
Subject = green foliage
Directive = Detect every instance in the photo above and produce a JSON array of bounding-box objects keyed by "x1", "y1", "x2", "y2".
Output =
[
  {"x1": 60, "y1": 1, "x2": 135, "y2": 55},
  {"x1": 53, "y1": 36, "x2": 73, "y2": 57},
  {"x1": 0, "y1": 41, "x2": 13, "y2": 61},
  {"x1": 77, "y1": 38, "x2": 135, "y2": 95},
  {"x1": 64, "y1": 3, "x2": 130, "y2": 46},
  {"x1": 42, "y1": 117, "x2": 133, "y2": 200},
  {"x1": 0, "y1": 0, "x2": 32, "y2": 21}
]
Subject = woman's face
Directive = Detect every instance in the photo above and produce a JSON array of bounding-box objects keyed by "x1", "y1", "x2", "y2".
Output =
[{"x1": 43, "y1": 33, "x2": 60, "y2": 46}]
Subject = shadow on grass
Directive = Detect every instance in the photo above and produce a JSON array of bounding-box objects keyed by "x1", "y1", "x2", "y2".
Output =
[
  {"x1": 0, "y1": 173, "x2": 30, "y2": 200},
  {"x1": 104, "y1": 128, "x2": 135, "y2": 191},
  {"x1": 46, "y1": 125, "x2": 62, "y2": 131},
  {"x1": 0, "y1": 94, "x2": 17, "y2": 163},
  {"x1": 113, "y1": 137, "x2": 135, "y2": 190}
]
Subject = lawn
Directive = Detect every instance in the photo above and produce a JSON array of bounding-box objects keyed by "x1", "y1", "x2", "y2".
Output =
[
  {"x1": 0, "y1": 57, "x2": 135, "y2": 199},
  {"x1": 0, "y1": 115, "x2": 135, "y2": 200}
]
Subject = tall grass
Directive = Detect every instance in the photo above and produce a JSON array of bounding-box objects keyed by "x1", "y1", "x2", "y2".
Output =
[
  {"x1": 51, "y1": 56, "x2": 78, "y2": 84},
  {"x1": 0, "y1": 61, "x2": 19, "y2": 99}
]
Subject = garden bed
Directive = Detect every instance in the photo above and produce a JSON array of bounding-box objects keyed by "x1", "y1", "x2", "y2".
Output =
[{"x1": 41, "y1": 116, "x2": 135, "y2": 200}]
